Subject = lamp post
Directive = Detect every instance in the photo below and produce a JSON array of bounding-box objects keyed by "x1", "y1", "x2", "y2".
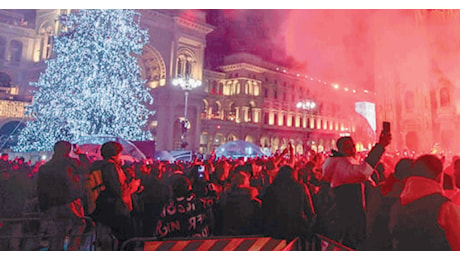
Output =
[
  {"x1": 172, "y1": 76, "x2": 202, "y2": 149},
  {"x1": 297, "y1": 100, "x2": 317, "y2": 154}
]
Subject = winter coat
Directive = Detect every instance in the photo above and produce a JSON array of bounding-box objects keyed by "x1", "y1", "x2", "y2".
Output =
[
  {"x1": 37, "y1": 156, "x2": 83, "y2": 212},
  {"x1": 261, "y1": 168, "x2": 315, "y2": 241},
  {"x1": 90, "y1": 159, "x2": 137, "y2": 219},
  {"x1": 389, "y1": 176, "x2": 460, "y2": 250},
  {"x1": 90, "y1": 159, "x2": 139, "y2": 240},
  {"x1": 219, "y1": 185, "x2": 261, "y2": 236},
  {"x1": 321, "y1": 143, "x2": 385, "y2": 249}
]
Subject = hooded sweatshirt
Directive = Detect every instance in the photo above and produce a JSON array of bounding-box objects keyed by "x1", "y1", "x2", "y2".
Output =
[{"x1": 389, "y1": 176, "x2": 460, "y2": 250}]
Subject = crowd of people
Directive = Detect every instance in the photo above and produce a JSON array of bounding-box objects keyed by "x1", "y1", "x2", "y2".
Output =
[{"x1": 1, "y1": 128, "x2": 460, "y2": 251}]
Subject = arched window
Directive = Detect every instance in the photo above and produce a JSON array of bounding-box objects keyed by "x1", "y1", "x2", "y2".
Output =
[
  {"x1": 260, "y1": 136, "x2": 270, "y2": 148},
  {"x1": 233, "y1": 82, "x2": 240, "y2": 95},
  {"x1": 228, "y1": 133, "x2": 237, "y2": 141},
  {"x1": 228, "y1": 103, "x2": 237, "y2": 121},
  {"x1": 201, "y1": 100, "x2": 209, "y2": 119},
  {"x1": 10, "y1": 40, "x2": 22, "y2": 64},
  {"x1": 440, "y1": 87, "x2": 451, "y2": 107},
  {"x1": 211, "y1": 81, "x2": 217, "y2": 95},
  {"x1": 175, "y1": 50, "x2": 196, "y2": 78},
  {"x1": 245, "y1": 135, "x2": 254, "y2": 143},
  {"x1": 185, "y1": 60, "x2": 192, "y2": 76},
  {"x1": 176, "y1": 58, "x2": 183, "y2": 76},
  {"x1": 214, "y1": 133, "x2": 225, "y2": 146},
  {"x1": 140, "y1": 45, "x2": 167, "y2": 88},
  {"x1": 253, "y1": 83, "x2": 260, "y2": 96},
  {"x1": 211, "y1": 101, "x2": 220, "y2": 119},
  {"x1": 248, "y1": 101, "x2": 256, "y2": 122}
]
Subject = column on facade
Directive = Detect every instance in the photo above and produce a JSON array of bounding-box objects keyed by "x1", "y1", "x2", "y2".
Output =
[
  {"x1": 253, "y1": 108, "x2": 261, "y2": 123},
  {"x1": 235, "y1": 106, "x2": 241, "y2": 123},
  {"x1": 242, "y1": 106, "x2": 249, "y2": 122}
]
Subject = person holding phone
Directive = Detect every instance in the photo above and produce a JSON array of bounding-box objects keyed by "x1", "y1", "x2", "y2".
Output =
[
  {"x1": 321, "y1": 121, "x2": 392, "y2": 249},
  {"x1": 89, "y1": 141, "x2": 141, "y2": 249}
]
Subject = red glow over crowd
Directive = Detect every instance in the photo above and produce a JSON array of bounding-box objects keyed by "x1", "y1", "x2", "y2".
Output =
[{"x1": 1, "y1": 128, "x2": 460, "y2": 251}]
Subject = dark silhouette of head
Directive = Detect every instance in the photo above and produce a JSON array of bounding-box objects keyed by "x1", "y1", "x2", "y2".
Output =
[
  {"x1": 53, "y1": 141, "x2": 72, "y2": 156},
  {"x1": 272, "y1": 165, "x2": 296, "y2": 185},
  {"x1": 101, "y1": 141, "x2": 123, "y2": 160},
  {"x1": 171, "y1": 175, "x2": 192, "y2": 198},
  {"x1": 412, "y1": 154, "x2": 443, "y2": 181},
  {"x1": 393, "y1": 158, "x2": 414, "y2": 181}
]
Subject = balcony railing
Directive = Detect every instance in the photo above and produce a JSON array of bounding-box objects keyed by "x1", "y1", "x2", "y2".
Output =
[{"x1": 0, "y1": 10, "x2": 35, "y2": 29}]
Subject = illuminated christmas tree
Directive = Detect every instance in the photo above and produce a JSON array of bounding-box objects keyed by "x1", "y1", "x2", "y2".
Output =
[{"x1": 14, "y1": 9, "x2": 153, "y2": 152}]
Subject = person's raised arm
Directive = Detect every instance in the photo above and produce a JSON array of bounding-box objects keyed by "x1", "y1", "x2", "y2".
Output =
[{"x1": 365, "y1": 129, "x2": 392, "y2": 168}]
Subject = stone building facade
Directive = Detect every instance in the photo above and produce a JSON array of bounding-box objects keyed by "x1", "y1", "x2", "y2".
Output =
[
  {"x1": 0, "y1": 9, "x2": 376, "y2": 154},
  {"x1": 373, "y1": 10, "x2": 460, "y2": 155}
]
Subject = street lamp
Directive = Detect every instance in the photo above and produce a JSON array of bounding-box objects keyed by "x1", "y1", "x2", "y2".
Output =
[
  {"x1": 296, "y1": 100, "x2": 316, "y2": 110},
  {"x1": 172, "y1": 76, "x2": 202, "y2": 149},
  {"x1": 297, "y1": 99, "x2": 317, "y2": 154}
]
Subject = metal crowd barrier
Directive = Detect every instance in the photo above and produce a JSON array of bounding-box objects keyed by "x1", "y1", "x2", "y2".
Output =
[
  {"x1": 0, "y1": 215, "x2": 353, "y2": 252},
  {"x1": 312, "y1": 234, "x2": 354, "y2": 251},
  {"x1": 119, "y1": 235, "x2": 300, "y2": 251},
  {"x1": 0, "y1": 216, "x2": 97, "y2": 251}
]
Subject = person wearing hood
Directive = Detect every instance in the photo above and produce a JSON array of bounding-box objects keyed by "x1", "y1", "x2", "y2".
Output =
[
  {"x1": 321, "y1": 129, "x2": 391, "y2": 249},
  {"x1": 389, "y1": 154, "x2": 460, "y2": 250}
]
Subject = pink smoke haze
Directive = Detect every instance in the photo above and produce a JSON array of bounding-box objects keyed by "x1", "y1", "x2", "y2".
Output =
[{"x1": 210, "y1": 9, "x2": 460, "y2": 154}]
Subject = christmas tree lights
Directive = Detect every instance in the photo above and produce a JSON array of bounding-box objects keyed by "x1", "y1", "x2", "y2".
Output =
[{"x1": 14, "y1": 9, "x2": 154, "y2": 152}]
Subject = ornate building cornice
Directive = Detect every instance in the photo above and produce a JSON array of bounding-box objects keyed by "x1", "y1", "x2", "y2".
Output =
[
  {"x1": 174, "y1": 16, "x2": 214, "y2": 35},
  {"x1": 218, "y1": 63, "x2": 267, "y2": 73}
]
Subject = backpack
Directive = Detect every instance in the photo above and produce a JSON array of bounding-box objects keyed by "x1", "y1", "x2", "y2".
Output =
[{"x1": 83, "y1": 169, "x2": 105, "y2": 215}]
